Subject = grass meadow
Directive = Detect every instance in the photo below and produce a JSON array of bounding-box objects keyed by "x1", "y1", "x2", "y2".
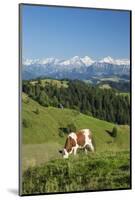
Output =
[
  {"x1": 21, "y1": 93, "x2": 130, "y2": 194},
  {"x1": 22, "y1": 151, "x2": 130, "y2": 194}
]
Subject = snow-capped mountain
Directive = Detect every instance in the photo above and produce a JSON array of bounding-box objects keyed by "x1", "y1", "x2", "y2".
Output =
[
  {"x1": 99, "y1": 56, "x2": 115, "y2": 64},
  {"x1": 22, "y1": 56, "x2": 130, "y2": 80},
  {"x1": 99, "y1": 56, "x2": 130, "y2": 65},
  {"x1": 23, "y1": 56, "x2": 95, "y2": 68},
  {"x1": 81, "y1": 56, "x2": 95, "y2": 66}
]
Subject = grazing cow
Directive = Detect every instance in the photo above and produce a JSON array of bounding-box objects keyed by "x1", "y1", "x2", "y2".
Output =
[{"x1": 59, "y1": 129, "x2": 94, "y2": 158}]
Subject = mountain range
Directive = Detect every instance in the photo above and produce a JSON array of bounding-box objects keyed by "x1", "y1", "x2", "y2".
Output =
[{"x1": 22, "y1": 56, "x2": 130, "y2": 80}]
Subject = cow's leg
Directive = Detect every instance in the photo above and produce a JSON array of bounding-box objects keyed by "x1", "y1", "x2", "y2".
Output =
[
  {"x1": 85, "y1": 148, "x2": 88, "y2": 154},
  {"x1": 69, "y1": 148, "x2": 74, "y2": 155},
  {"x1": 86, "y1": 139, "x2": 94, "y2": 152},
  {"x1": 89, "y1": 141, "x2": 94, "y2": 152},
  {"x1": 73, "y1": 147, "x2": 78, "y2": 155}
]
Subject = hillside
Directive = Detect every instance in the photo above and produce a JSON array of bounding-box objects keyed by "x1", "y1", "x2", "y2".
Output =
[
  {"x1": 23, "y1": 79, "x2": 130, "y2": 125},
  {"x1": 22, "y1": 151, "x2": 130, "y2": 194},
  {"x1": 22, "y1": 93, "x2": 130, "y2": 171}
]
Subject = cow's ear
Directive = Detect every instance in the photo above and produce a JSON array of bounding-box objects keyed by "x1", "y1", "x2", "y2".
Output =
[{"x1": 59, "y1": 150, "x2": 63, "y2": 154}]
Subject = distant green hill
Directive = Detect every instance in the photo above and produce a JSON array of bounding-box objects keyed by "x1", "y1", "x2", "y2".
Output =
[
  {"x1": 30, "y1": 79, "x2": 69, "y2": 88},
  {"x1": 22, "y1": 93, "x2": 130, "y2": 171}
]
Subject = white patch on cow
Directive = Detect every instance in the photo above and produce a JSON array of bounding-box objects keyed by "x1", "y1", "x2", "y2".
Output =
[
  {"x1": 81, "y1": 129, "x2": 90, "y2": 135},
  {"x1": 67, "y1": 132, "x2": 78, "y2": 155},
  {"x1": 68, "y1": 132, "x2": 77, "y2": 142},
  {"x1": 63, "y1": 148, "x2": 69, "y2": 158},
  {"x1": 87, "y1": 138, "x2": 94, "y2": 152},
  {"x1": 82, "y1": 129, "x2": 94, "y2": 152}
]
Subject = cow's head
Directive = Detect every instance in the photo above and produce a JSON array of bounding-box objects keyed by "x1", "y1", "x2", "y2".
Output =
[
  {"x1": 59, "y1": 149, "x2": 69, "y2": 158},
  {"x1": 59, "y1": 135, "x2": 76, "y2": 158}
]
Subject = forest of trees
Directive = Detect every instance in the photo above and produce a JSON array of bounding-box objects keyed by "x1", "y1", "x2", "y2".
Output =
[{"x1": 22, "y1": 79, "x2": 130, "y2": 125}]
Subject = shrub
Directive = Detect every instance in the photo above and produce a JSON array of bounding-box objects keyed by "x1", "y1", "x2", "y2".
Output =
[
  {"x1": 111, "y1": 126, "x2": 118, "y2": 137},
  {"x1": 34, "y1": 108, "x2": 40, "y2": 115},
  {"x1": 22, "y1": 118, "x2": 31, "y2": 128},
  {"x1": 67, "y1": 123, "x2": 76, "y2": 133},
  {"x1": 22, "y1": 96, "x2": 29, "y2": 104},
  {"x1": 58, "y1": 129, "x2": 64, "y2": 137},
  {"x1": 38, "y1": 91, "x2": 49, "y2": 107}
]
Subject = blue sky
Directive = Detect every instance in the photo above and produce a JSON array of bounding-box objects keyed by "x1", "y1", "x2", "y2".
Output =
[{"x1": 21, "y1": 5, "x2": 130, "y2": 60}]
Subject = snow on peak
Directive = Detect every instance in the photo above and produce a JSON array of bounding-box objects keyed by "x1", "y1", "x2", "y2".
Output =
[
  {"x1": 70, "y1": 56, "x2": 83, "y2": 65},
  {"x1": 81, "y1": 56, "x2": 94, "y2": 66},
  {"x1": 23, "y1": 56, "x2": 130, "y2": 67},
  {"x1": 99, "y1": 56, "x2": 130, "y2": 65},
  {"x1": 115, "y1": 59, "x2": 130, "y2": 65},
  {"x1": 39, "y1": 58, "x2": 59, "y2": 65},
  {"x1": 23, "y1": 58, "x2": 39, "y2": 66},
  {"x1": 23, "y1": 57, "x2": 59, "y2": 66},
  {"x1": 60, "y1": 56, "x2": 94, "y2": 67},
  {"x1": 60, "y1": 56, "x2": 83, "y2": 66},
  {"x1": 72, "y1": 56, "x2": 80, "y2": 60},
  {"x1": 99, "y1": 56, "x2": 115, "y2": 64}
]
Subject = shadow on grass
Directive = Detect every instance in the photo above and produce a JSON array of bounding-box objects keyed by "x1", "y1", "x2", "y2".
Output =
[
  {"x1": 32, "y1": 110, "x2": 39, "y2": 114},
  {"x1": 106, "y1": 129, "x2": 113, "y2": 137},
  {"x1": 59, "y1": 127, "x2": 68, "y2": 134},
  {"x1": 105, "y1": 130, "x2": 114, "y2": 144}
]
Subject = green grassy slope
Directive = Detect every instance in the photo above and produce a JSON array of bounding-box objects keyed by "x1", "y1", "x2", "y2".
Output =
[
  {"x1": 21, "y1": 93, "x2": 130, "y2": 194},
  {"x1": 22, "y1": 151, "x2": 130, "y2": 194},
  {"x1": 22, "y1": 93, "x2": 130, "y2": 171}
]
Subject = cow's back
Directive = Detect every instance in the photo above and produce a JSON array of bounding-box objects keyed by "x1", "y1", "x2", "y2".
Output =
[{"x1": 76, "y1": 130, "x2": 85, "y2": 146}]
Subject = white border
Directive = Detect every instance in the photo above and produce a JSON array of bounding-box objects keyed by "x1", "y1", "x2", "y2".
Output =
[{"x1": 0, "y1": 0, "x2": 134, "y2": 199}]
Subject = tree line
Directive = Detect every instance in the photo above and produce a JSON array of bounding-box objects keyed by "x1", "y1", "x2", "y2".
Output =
[{"x1": 22, "y1": 79, "x2": 130, "y2": 125}]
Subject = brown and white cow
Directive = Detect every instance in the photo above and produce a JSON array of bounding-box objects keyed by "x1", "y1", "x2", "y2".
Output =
[{"x1": 59, "y1": 129, "x2": 94, "y2": 158}]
